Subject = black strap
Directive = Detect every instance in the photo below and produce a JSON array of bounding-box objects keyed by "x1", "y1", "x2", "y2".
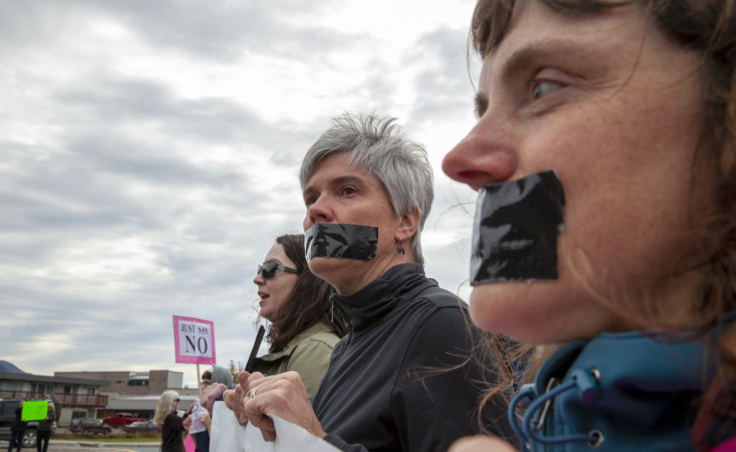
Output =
[{"x1": 244, "y1": 325, "x2": 266, "y2": 373}]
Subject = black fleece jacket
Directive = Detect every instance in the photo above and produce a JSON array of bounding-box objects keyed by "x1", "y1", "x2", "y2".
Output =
[{"x1": 311, "y1": 263, "x2": 513, "y2": 452}]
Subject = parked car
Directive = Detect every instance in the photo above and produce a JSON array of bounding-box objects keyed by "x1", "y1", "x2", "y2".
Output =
[
  {"x1": 70, "y1": 417, "x2": 111, "y2": 434},
  {"x1": 102, "y1": 412, "x2": 145, "y2": 426},
  {"x1": 0, "y1": 399, "x2": 56, "y2": 448},
  {"x1": 123, "y1": 419, "x2": 159, "y2": 433}
]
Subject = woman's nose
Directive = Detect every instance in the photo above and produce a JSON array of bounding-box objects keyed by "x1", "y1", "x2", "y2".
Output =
[
  {"x1": 304, "y1": 198, "x2": 334, "y2": 229},
  {"x1": 442, "y1": 119, "x2": 517, "y2": 190},
  {"x1": 253, "y1": 273, "x2": 265, "y2": 286}
]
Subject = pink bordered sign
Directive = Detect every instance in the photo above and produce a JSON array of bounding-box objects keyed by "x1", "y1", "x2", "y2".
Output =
[{"x1": 173, "y1": 315, "x2": 216, "y2": 364}]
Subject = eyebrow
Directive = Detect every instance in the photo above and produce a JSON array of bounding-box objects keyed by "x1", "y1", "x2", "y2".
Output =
[{"x1": 474, "y1": 39, "x2": 599, "y2": 118}]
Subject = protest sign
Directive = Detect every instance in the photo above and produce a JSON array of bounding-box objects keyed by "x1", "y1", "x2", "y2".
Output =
[
  {"x1": 173, "y1": 315, "x2": 216, "y2": 364},
  {"x1": 21, "y1": 400, "x2": 48, "y2": 422}
]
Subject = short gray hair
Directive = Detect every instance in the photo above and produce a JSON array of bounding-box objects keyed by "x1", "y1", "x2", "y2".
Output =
[{"x1": 299, "y1": 113, "x2": 433, "y2": 264}]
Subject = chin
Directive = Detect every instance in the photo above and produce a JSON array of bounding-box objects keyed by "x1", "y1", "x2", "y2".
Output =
[
  {"x1": 469, "y1": 281, "x2": 622, "y2": 344},
  {"x1": 308, "y1": 257, "x2": 357, "y2": 282},
  {"x1": 468, "y1": 281, "x2": 565, "y2": 344}
]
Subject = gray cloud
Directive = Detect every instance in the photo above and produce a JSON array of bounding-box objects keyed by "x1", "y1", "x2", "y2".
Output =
[{"x1": 0, "y1": 0, "x2": 480, "y2": 385}]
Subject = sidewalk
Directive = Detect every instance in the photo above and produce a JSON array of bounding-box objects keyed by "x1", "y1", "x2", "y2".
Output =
[
  {"x1": 2, "y1": 439, "x2": 158, "y2": 452},
  {"x1": 53, "y1": 439, "x2": 155, "y2": 449}
]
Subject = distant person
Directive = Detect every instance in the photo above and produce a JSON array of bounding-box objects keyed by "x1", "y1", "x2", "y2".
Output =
[
  {"x1": 191, "y1": 368, "x2": 213, "y2": 452},
  {"x1": 186, "y1": 366, "x2": 232, "y2": 452},
  {"x1": 36, "y1": 402, "x2": 54, "y2": 452},
  {"x1": 200, "y1": 369, "x2": 212, "y2": 389},
  {"x1": 7, "y1": 402, "x2": 24, "y2": 452},
  {"x1": 209, "y1": 366, "x2": 234, "y2": 389},
  {"x1": 153, "y1": 390, "x2": 187, "y2": 452}
]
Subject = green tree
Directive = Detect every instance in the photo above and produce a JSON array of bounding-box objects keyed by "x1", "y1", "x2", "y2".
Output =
[{"x1": 229, "y1": 359, "x2": 244, "y2": 385}]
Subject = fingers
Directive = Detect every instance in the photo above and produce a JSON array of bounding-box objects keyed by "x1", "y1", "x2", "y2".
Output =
[
  {"x1": 223, "y1": 389, "x2": 237, "y2": 410},
  {"x1": 237, "y1": 371, "x2": 250, "y2": 388},
  {"x1": 245, "y1": 405, "x2": 275, "y2": 442},
  {"x1": 449, "y1": 436, "x2": 518, "y2": 452},
  {"x1": 200, "y1": 383, "x2": 227, "y2": 413},
  {"x1": 241, "y1": 372, "x2": 326, "y2": 439},
  {"x1": 224, "y1": 387, "x2": 249, "y2": 426},
  {"x1": 199, "y1": 412, "x2": 211, "y2": 430}
]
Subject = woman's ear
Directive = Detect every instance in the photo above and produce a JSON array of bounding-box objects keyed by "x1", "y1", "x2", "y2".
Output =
[{"x1": 396, "y1": 208, "x2": 421, "y2": 243}]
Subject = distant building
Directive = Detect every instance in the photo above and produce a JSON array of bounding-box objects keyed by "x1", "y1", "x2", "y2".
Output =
[
  {"x1": 54, "y1": 370, "x2": 187, "y2": 396},
  {"x1": 55, "y1": 370, "x2": 199, "y2": 420},
  {"x1": 0, "y1": 363, "x2": 108, "y2": 426},
  {"x1": 0, "y1": 362, "x2": 202, "y2": 426}
]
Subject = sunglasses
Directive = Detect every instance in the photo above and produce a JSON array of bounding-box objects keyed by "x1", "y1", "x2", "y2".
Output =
[{"x1": 257, "y1": 260, "x2": 298, "y2": 279}]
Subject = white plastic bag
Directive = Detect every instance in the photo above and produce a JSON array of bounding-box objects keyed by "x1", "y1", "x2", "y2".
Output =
[{"x1": 210, "y1": 401, "x2": 340, "y2": 452}]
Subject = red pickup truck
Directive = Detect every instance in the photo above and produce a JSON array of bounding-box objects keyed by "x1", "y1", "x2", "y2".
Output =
[{"x1": 102, "y1": 413, "x2": 146, "y2": 426}]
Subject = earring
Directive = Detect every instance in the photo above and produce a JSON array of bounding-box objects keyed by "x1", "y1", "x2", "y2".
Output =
[{"x1": 397, "y1": 245, "x2": 406, "y2": 255}]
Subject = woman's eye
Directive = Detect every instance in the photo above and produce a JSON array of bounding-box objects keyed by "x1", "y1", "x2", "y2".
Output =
[
  {"x1": 531, "y1": 79, "x2": 563, "y2": 100},
  {"x1": 341, "y1": 187, "x2": 357, "y2": 196}
]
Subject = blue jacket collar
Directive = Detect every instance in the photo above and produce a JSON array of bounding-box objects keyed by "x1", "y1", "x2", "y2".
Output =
[{"x1": 511, "y1": 331, "x2": 710, "y2": 451}]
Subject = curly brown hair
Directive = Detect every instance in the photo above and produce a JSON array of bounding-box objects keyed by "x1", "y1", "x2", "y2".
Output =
[
  {"x1": 469, "y1": 0, "x2": 736, "y2": 449},
  {"x1": 265, "y1": 234, "x2": 348, "y2": 352}
]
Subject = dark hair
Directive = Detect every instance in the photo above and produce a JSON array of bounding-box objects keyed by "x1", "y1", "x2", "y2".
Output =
[
  {"x1": 470, "y1": 0, "x2": 736, "y2": 449},
  {"x1": 266, "y1": 234, "x2": 348, "y2": 352}
]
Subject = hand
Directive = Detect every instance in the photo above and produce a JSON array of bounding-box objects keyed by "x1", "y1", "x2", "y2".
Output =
[
  {"x1": 199, "y1": 412, "x2": 211, "y2": 432},
  {"x1": 223, "y1": 371, "x2": 253, "y2": 426},
  {"x1": 242, "y1": 371, "x2": 326, "y2": 442},
  {"x1": 200, "y1": 383, "x2": 228, "y2": 414},
  {"x1": 449, "y1": 436, "x2": 518, "y2": 452},
  {"x1": 182, "y1": 415, "x2": 192, "y2": 432}
]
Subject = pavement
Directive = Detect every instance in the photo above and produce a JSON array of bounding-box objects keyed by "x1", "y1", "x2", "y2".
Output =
[{"x1": 1, "y1": 439, "x2": 159, "y2": 452}]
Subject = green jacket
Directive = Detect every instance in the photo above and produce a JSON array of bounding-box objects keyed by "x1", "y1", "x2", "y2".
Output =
[{"x1": 250, "y1": 321, "x2": 339, "y2": 396}]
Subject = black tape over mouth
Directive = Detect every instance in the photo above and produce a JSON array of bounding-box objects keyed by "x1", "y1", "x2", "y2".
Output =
[
  {"x1": 470, "y1": 170, "x2": 565, "y2": 284},
  {"x1": 304, "y1": 223, "x2": 378, "y2": 262}
]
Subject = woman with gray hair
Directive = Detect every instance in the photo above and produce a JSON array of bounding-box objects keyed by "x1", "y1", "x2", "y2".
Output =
[{"x1": 219, "y1": 113, "x2": 513, "y2": 451}]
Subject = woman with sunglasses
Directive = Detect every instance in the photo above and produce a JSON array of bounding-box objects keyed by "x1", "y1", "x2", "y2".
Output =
[
  {"x1": 153, "y1": 390, "x2": 187, "y2": 452},
  {"x1": 442, "y1": 0, "x2": 736, "y2": 451},
  {"x1": 250, "y1": 233, "x2": 347, "y2": 396}
]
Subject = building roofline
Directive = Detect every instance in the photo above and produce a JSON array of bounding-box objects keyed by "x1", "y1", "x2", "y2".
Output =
[{"x1": 0, "y1": 372, "x2": 107, "y2": 386}]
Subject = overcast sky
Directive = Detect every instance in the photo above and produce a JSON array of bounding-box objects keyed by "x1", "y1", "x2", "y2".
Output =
[{"x1": 0, "y1": 0, "x2": 482, "y2": 389}]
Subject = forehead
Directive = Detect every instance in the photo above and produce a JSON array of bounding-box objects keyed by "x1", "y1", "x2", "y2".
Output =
[
  {"x1": 265, "y1": 243, "x2": 289, "y2": 261},
  {"x1": 305, "y1": 152, "x2": 378, "y2": 188},
  {"x1": 480, "y1": 1, "x2": 645, "y2": 81}
]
